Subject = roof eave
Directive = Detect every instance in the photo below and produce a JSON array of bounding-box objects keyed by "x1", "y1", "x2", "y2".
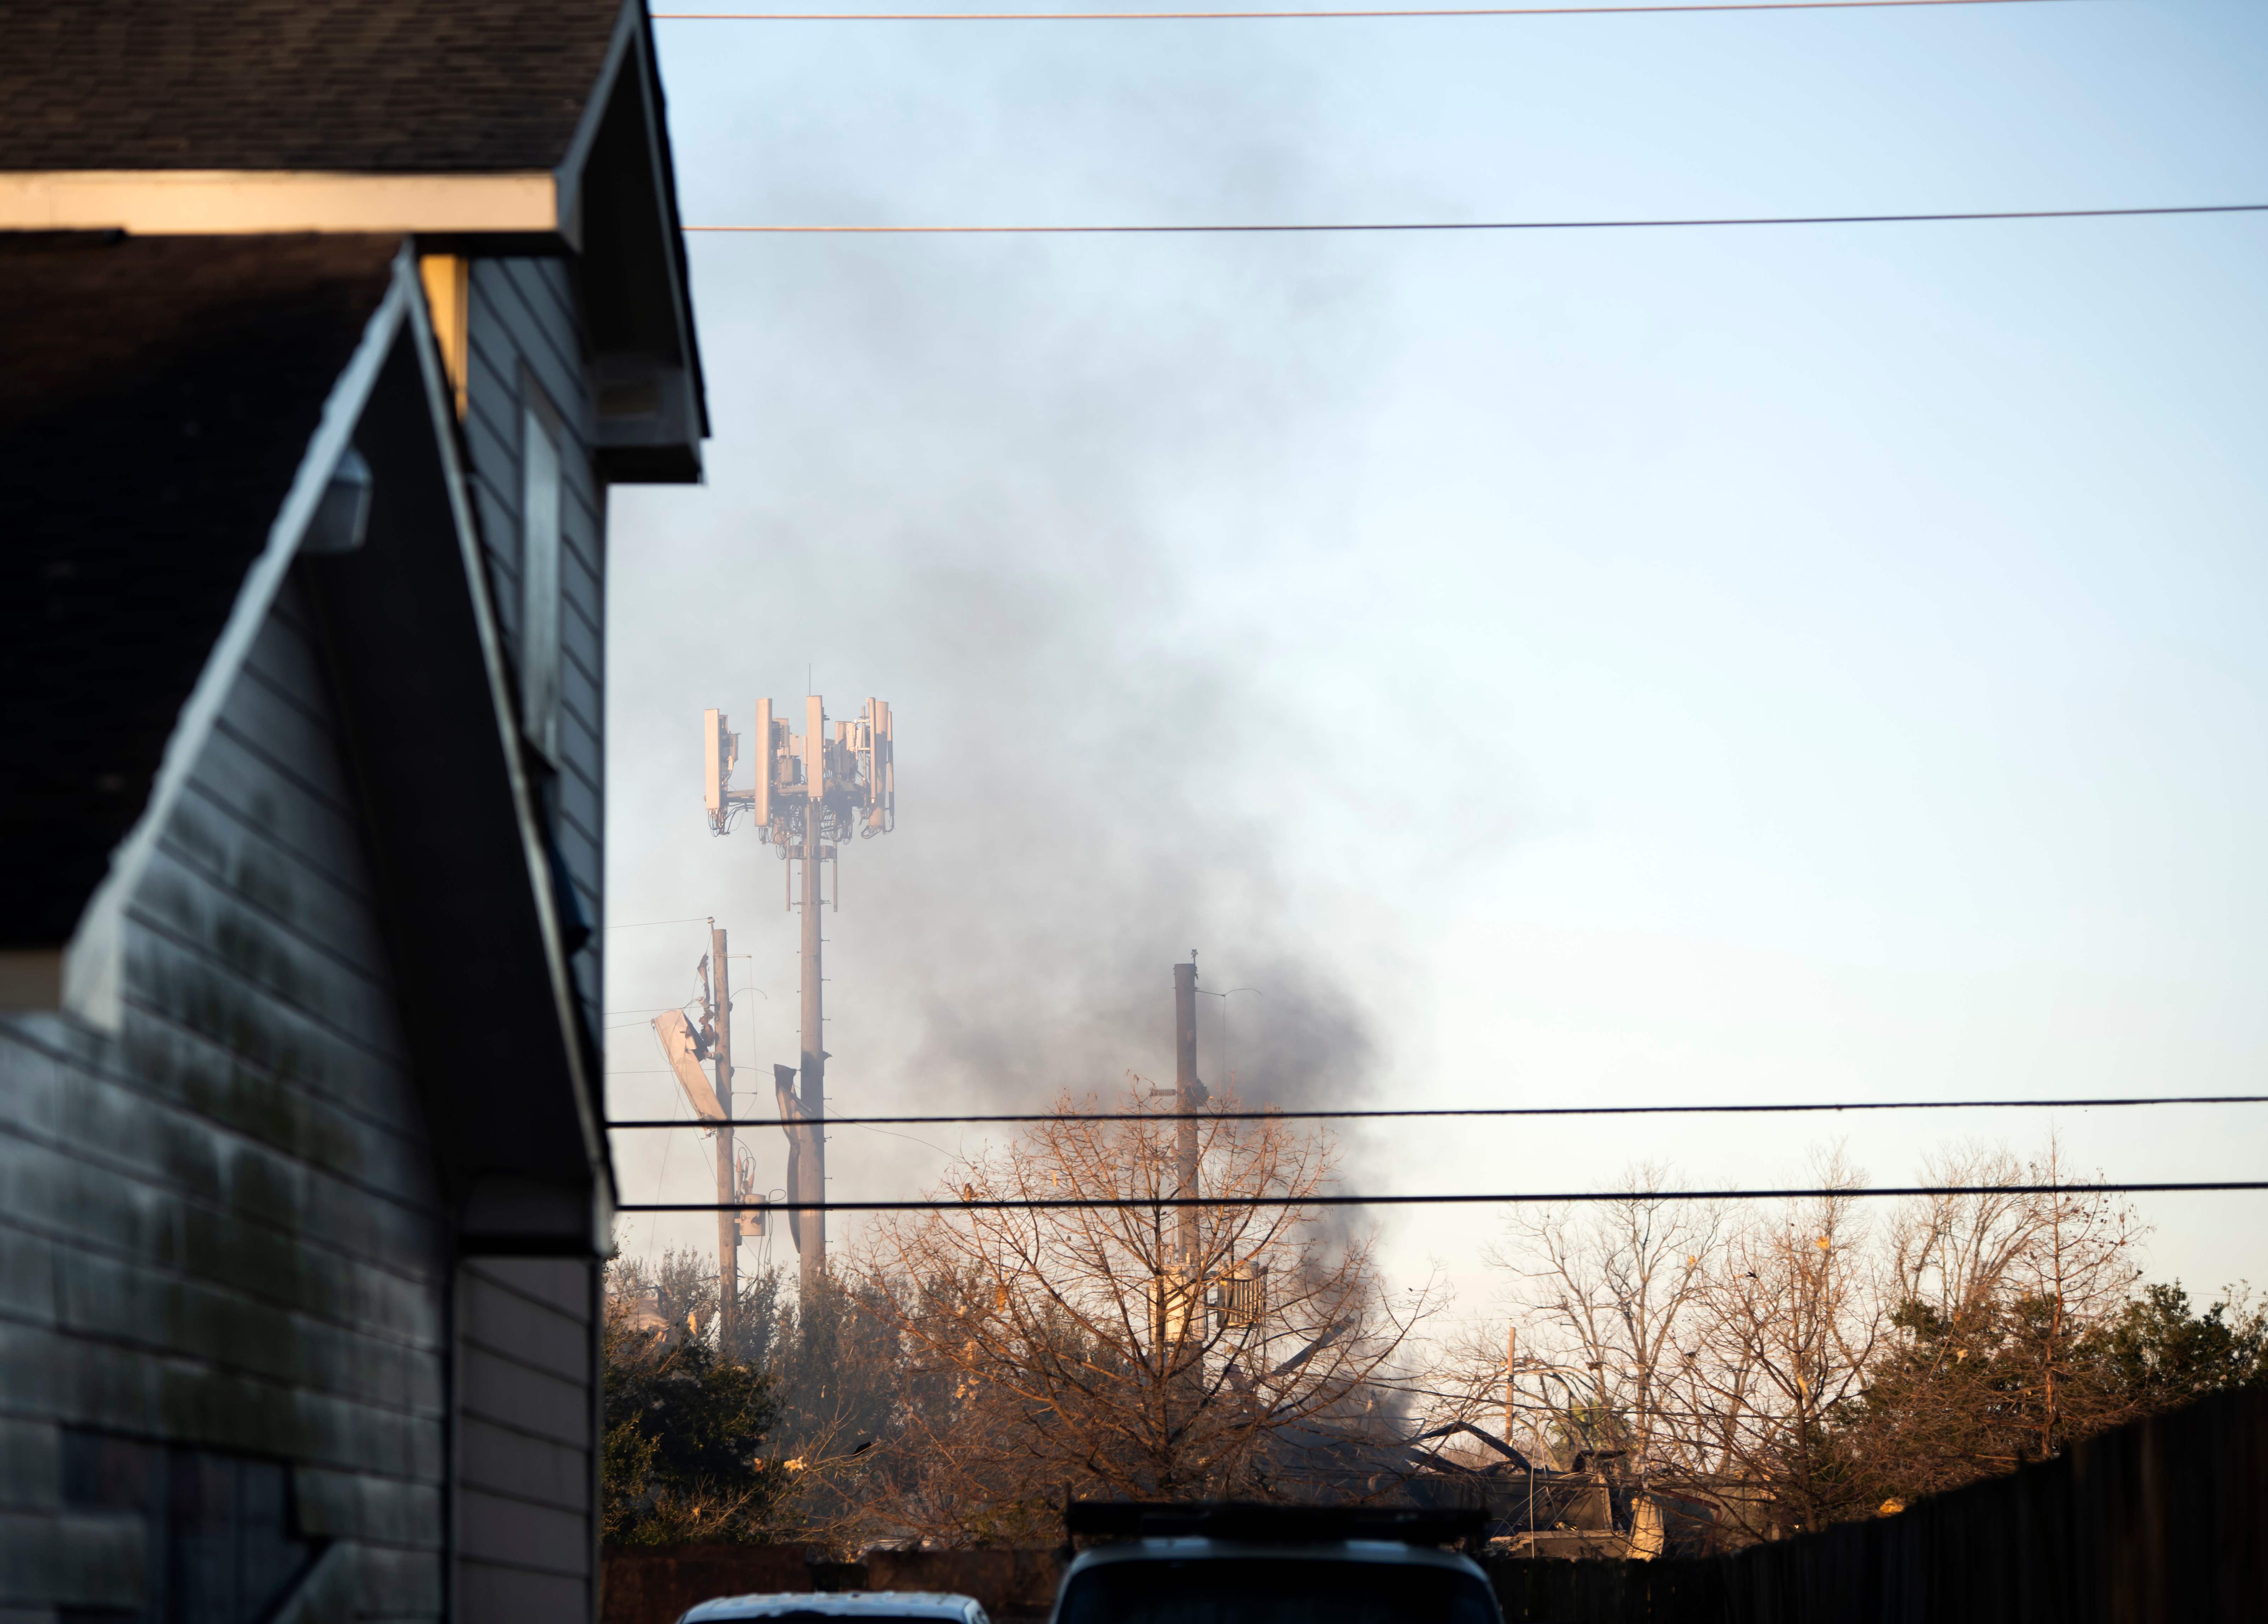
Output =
[
  {"x1": 560, "y1": 0, "x2": 710, "y2": 482},
  {"x1": 0, "y1": 170, "x2": 568, "y2": 241}
]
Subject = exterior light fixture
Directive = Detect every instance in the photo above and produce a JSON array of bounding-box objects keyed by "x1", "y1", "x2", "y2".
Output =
[{"x1": 304, "y1": 445, "x2": 373, "y2": 555}]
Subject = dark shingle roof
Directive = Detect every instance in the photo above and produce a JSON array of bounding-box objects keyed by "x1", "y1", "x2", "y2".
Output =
[
  {"x1": 0, "y1": 0, "x2": 625, "y2": 174},
  {"x1": 0, "y1": 233, "x2": 401, "y2": 945}
]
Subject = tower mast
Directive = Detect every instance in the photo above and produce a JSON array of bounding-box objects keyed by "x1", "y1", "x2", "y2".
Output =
[
  {"x1": 797, "y1": 696, "x2": 827, "y2": 1293},
  {"x1": 1173, "y1": 959, "x2": 1202, "y2": 1271}
]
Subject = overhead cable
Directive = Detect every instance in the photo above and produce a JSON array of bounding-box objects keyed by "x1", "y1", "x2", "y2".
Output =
[
  {"x1": 685, "y1": 203, "x2": 2268, "y2": 234},
  {"x1": 621, "y1": 1180, "x2": 2268, "y2": 1215},
  {"x1": 602, "y1": 1092, "x2": 2268, "y2": 1130},
  {"x1": 655, "y1": 0, "x2": 2067, "y2": 19}
]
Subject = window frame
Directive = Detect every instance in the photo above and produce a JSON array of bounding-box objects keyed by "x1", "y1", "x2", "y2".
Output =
[{"x1": 517, "y1": 373, "x2": 566, "y2": 765}]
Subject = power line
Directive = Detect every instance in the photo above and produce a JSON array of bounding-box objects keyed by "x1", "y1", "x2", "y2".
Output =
[
  {"x1": 602, "y1": 1092, "x2": 2268, "y2": 1130},
  {"x1": 685, "y1": 203, "x2": 2268, "y2": 234},
  {"x1": 655, "y1": 0, "x2": 2069, "y2": 19},
  {"x1": 620, "y1": 1180, "x2": 2268, "y2": 1215}
]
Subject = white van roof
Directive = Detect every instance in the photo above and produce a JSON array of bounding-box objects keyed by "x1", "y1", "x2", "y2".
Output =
[{"x1": 682, "y1": 1593, "x2": 988, "y2": 1624}]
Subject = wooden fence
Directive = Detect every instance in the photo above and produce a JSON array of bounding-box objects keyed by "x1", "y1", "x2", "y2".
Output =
[
  {"x1": 1721, "y1": 1378, "x2": 2267, "y2": 1624},
  {"x1": 603, "y1": 1383, "x2": 2266, "y2": 1624},
  {"x1": 1491, "y1": 1382, "x2": 2267, "y2": 1624}
]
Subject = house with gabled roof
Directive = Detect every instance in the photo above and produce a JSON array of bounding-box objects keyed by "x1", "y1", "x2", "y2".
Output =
[{"x1": 0, "y1": 4, "x2": 707, "y2": 1618}]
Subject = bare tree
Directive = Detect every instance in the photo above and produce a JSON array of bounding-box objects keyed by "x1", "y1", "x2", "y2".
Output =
[
  {"x1": 2011, "y1": 1133, "x2": 2144, "y2": 1458},
  {"x1": 1464, "y1": 1164, "x2": 1727, "y2": 1475},
  {"x1": 1431, "y1": 1137, "x2": 2160, "y2": 1544},
  {"x1": 1844, "y1": 1134, "x2": 2149, "y2": 1505},
  {"x1": 852, "y1": 1087, "x2": 1430, "y2": 1539},
  {"x1": 1679, "y1": 1148, "x2": 1881, "y2": 1539},
  {"x1": 1886, "y1": 1142, "x2": 2045, "y2": 1325}
]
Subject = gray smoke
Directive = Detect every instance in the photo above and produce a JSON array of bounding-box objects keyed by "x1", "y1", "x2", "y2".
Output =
[{"x1": 605, "y1": 48, "x2": 1412, "y2": 1249}]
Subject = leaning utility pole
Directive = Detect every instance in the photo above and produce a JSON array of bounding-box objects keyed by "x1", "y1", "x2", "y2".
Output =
[
  {"x1": 701, "y1": 696, "x2": 895, "y2": 1299},
  {"x1": 650, "y1": 931, "x2": 765, "y2": 1347},
  {"x1": 711, "y1": 922, "x2": 736, "y2": 1348}
]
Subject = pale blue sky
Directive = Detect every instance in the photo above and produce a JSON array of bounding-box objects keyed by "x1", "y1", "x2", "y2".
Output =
[{"x1": 606, "y1": 0, "x2": 2268, "y2": 1316}]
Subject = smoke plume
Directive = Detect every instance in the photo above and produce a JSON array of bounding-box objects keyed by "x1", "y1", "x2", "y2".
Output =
[{"x1": 606, "y1": 44, "x2": 1410, "y2": 1255}]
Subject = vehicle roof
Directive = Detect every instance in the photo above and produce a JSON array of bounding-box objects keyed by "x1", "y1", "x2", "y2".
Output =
[
  {"x1": 683, "y1": 1592, "x2": 985, "y2": 1624},
  {"x1": 1062, "y1": 1540, "x2": 1489, "y2": 1583}
]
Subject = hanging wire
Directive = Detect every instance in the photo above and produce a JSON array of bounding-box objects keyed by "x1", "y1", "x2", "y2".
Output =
[
  {"x1": 621, "y1": 1179, "x2": 2268, "y2": 1215},
  {"x1": 685, "y1": 203, "x2": 2268, "y2": 234},
  {"x1": 656, "y1": 0, "x2": 2071, "y2": 21},
  {"x1": 604, "y1": 1091, "x2": 2268, "y2": 1130}
]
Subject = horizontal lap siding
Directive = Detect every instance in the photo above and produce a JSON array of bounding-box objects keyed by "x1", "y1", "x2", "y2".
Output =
[
  {"x1": 461, "y1": 257, "x2": 606, "y2": 1618},
  {"x1": 0, "y1": 577, "x2": 447, "y2": 1620},
  {"x1": 456, "y1": 1257, "x2": 596, "y2": 1618},
  {"x1": 465, "y1": 256, "x2": 605, "y2": 1066}
]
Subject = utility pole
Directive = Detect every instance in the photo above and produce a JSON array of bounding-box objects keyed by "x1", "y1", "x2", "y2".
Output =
[
  {"x1": 711, "y1": 923, "x2": 736, "y2": 1350},
  {"x1": 700, "y1": 696, "x2": 894, "y2": 1304},
  {"x1": 1505, "y1": 1323, "x2": 1518, "y2": 1445},
  {"x1": 797, "y1": 696, "x2": 827, "y2": 1295},
  {"x1": 1173, "y1": 959, "x2": 1204, "y2": 1271}
]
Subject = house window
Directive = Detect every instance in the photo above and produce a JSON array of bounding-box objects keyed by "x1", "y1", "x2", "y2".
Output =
[{"x1": 520, "y1": 391, "x2": 563, "y2": 762}]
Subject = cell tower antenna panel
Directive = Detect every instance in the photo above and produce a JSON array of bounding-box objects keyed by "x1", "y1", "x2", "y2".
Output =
[
  {"x1": 702, "y1": 709, "x2": 727, "y2": 821},
  {"x1": 805, "y1": 696, "x2": 825, "y2": 804},
  {"x1": 861, "y1": 697, "x2": 894, "y2": 833},
  {"x1": 703, "y1": 709, "x2": 751, "y2": 833}
]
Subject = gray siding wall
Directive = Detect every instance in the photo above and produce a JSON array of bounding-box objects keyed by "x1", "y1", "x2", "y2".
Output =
[
  {"x1": 456, "y1": 252, "x2": 607, "y2": 1624},
  {"x1": 454, "y1": 1259, "x2": 597, "y2": 1620},
  {"x1": 460, "y1": 256, "x2": 606, "y2": 1050},
  {"x1": 1, "y1": 259, "x2": 617, "y2": 1624},
  {"x1": 0, "y1": 580, "x2": 448, "y2": 1622}
]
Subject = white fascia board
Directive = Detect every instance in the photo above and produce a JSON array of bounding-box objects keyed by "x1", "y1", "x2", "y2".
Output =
[
  {"x1": 60, "y1": 268, "x2": 413, "y2": 1030},
  {"x1": 0, "y1": 170, "x2": 557, "y2": 235},
  {"x1": 397, "y1": 256, "x2": 618, "y2": 1226}
]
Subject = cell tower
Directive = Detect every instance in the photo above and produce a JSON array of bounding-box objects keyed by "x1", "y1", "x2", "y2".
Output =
[{"x1": 700, "y1": 696, "x2": 895, "y2": 1296}]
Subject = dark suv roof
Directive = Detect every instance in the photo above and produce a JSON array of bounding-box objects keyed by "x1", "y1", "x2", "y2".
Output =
[
  {"x1": 1064, "y1": 1503, "x2": 1485, "y2": 1546},
  {"x1": 0, "y1": 0, "x2": 626, "y2": 173}
]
